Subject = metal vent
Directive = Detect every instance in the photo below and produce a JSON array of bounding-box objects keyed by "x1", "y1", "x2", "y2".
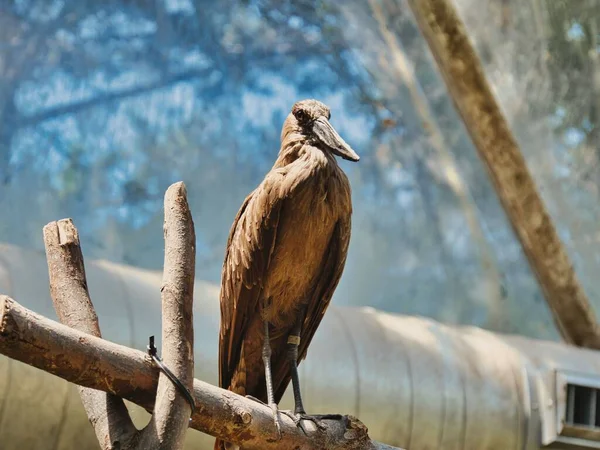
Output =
[
  {"x1": 549, "y1": 371, "x2": 600, "y2": 448},
  {"x1": 566, "y1": 384, "x2": 600, "y2": 429}
]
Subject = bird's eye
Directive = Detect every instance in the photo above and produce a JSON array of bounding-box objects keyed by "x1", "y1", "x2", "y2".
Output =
[{"x1": 294, "y1": 109, "x2": 308, "y2": 122}]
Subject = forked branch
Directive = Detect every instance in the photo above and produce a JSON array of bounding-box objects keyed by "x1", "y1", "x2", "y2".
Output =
[
  {"x1": 41, "y1": 181, "x2": 196, "y2": 450},
  {"x1": 0, "y1": 181, "x2": 401, "y2": 450}
]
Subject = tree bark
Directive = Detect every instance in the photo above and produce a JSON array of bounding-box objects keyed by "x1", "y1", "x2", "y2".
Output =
[
  {"x1": 41, "y1": 181, "x2": 197, "y2": 450},
  {"x1": 43, "y1": 218, "x2": 138, "y2": 449},
  {"x1": 369, "y1": 0, "x2": 506, "y2": 330},
  {"x1": 138, "y1": 181, "x2": 196, "y2": 449},
  {"x1": 0, "y1": 295, "x2": 401, "y2": 450},
  {"x1": 406, "y1": 0, "x2": 600, "y2": 348}
]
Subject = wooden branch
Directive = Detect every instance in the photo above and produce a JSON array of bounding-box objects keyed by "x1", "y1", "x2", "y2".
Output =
[
  {"x1": 139, "y1": 182, "x2": 196, "y2": 449},
  {"x1": 43, "y1": 184, "x2": 197, "y2": 450},
  {"x1": 368, "y1": 0, "x2": 506, "y2": 330},
  {"x1": 0, "y1": 295, "x2": 401, "y2": 450},
  {"x1": 406, "y1": 0, "x2": 600, "y2": 348},
  {"x1": 43, "y1": 219, "x2": 138, "y2": 448}
]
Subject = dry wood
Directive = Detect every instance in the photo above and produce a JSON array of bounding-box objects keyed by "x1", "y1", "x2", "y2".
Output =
[
  {"x1": 0, "y1": 295, "x2": 401, "y2": 450},
  {"x1": 42, "y1": 181, "x2": 197, "y2": 450},
  {"x1": 140, "y1": 181, "x2": 196, "y2": 449},
  {"x1": 43, "y1": 218, "x2": 138, "y2": 448},
  {"x1": 406, "y1": 0, "x2": 600, "y2": 348}
]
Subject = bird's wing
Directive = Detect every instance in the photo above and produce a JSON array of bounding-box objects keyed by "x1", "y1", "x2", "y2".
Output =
[
  {"x1": 219, "y1": 165, "x2": 312, "y2": 391},
  {"x1": 273, "y1": 215, "x2": 351, "y2": 402}
]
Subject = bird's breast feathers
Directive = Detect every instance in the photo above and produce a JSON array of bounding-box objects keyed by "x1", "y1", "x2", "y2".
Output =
[{"x1": 260, "y1": 157, "x2": 350, "y2": 325}]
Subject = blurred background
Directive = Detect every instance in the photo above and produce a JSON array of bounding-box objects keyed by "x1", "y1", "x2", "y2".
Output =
[{"x1": 0, "y1": 0, "x2": 598, "y2": 342}]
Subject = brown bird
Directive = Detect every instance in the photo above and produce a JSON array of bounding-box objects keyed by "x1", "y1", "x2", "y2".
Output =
[{"x1": 215, "y1": 99, "x2": 358, "y2": 449}]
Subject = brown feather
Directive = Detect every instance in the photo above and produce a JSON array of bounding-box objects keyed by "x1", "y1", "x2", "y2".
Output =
[
  {"x1": 272, "y1": 216, "x2": 351, "y2": 402},
  {"x1": 217, "y1": 100, "x2": 354, "y2": 448}
]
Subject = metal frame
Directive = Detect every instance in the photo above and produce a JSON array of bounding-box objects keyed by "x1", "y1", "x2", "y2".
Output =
[{"x1": 546, "y1": 369, "x2": 600, "y2": 448}]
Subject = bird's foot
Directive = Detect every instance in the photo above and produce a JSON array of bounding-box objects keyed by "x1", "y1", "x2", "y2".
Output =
[
  {"x1": 270, "y1": 403, "x2": 283, "y2": 439},
  {"x1": 280, "y1": 411, "x2": 343, "y2": 434},
  {"x1": 244, "y1": 396, "x2": 282, "y2": 439}
]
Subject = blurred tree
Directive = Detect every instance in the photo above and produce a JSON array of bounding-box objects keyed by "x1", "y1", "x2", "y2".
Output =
[{"x1": 2, "y1": 0, "x2": 597, "y2": 340}]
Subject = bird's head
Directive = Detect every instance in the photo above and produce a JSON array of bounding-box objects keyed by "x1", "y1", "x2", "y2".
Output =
[{"x1": 284, "y1": 99, "x2": 360, "y2": 162}]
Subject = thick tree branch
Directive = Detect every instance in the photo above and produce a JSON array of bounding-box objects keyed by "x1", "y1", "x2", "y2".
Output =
[
  {"x1": 0, "y1": 295, "x2": 401, "y2": 450},
  {"x1": 43, "y1": 219, "x2": 138, "y2": 448},
  {"x1": 406, "y1": 0, "x2": 600, "y2": 348},
  {"x1": 139, "y1": 182, "x2": 196, "y2": 449}
]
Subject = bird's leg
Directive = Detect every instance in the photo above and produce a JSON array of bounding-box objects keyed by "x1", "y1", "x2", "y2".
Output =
[
  {"x1": 262, "y1": 319, "x2": 282, "y2": 437},
  {"x1": 287, "y1": 306, "x2": 307, "y2": 416},
  {"x1": 281, "y1": 307, "x2": 342, "y2": 434}
]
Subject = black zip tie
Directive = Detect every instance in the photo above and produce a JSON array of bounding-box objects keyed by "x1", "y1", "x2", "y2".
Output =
[{"x1": 147, "y1": 335, "x2": 196, "y2": 415}]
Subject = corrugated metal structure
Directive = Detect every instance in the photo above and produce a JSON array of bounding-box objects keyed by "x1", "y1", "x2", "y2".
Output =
[{"x1": 0, "y1": 242, "x2": 599, "y2": 449}]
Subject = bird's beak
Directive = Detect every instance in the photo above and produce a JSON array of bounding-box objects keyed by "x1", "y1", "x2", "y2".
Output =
[{"x1": 313, "y1": 116, "x2": 360, "y2": 162}]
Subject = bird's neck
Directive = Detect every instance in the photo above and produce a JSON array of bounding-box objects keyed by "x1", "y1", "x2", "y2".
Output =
[
  {"x1": 276, "y1": 130, "x2": 338, "y2": 172},
  {"x1": 275, "y1": 140, "x2": 337, "y2": 171}
]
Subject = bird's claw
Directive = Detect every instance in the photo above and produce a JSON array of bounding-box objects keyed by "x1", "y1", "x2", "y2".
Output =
[
  {"x1": 269, "y1": 403, "x2": 283, "y2": 439},
  {"x1": 244, "y1": 396, "x2": 283, "y2": 439},
  {"x1": 280, "y1": 411, "x2": 337, "y2": 434},
  {"x1": 243, "y1": 396, "x2": 343, "y2": 437}
]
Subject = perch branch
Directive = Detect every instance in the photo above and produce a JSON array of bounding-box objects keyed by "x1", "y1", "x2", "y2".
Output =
[
  {"x1": 0, "y1": 296, "x2": 400, "y2": 450},
  {"x1": 138, "y1": 181, "x2": 196, "y2": 449},
  {"x1": 43, "y1": 219, "x2": 138, "y2": 448},
  {"x1": 406, "y1": 0, "x2": 600, "y2": 348}
]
